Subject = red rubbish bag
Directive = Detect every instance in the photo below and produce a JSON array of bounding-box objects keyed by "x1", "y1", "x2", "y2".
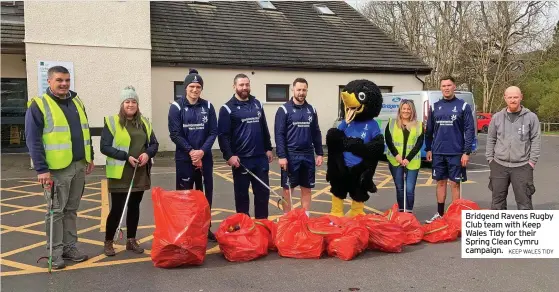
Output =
[
  {"x1": 151, "y1": 187, "x2": 210, "y2": 268},
  {"x1": 443, "y1": 199, "x2": 481, "y2": 232},
  {"x1": 254, "y1": 219, "x2": 278, "y2": 251},
  {"x1": 357, "y1": 214, "x2": 405, "y2": 253},
  {"x1": 306, "y1": 215, "x2": 346, "y2": 243},
  {"x1": 422, "y1": 217, "x2": 460, "y2": 243},
  {"x1": 215, "y1": 213, "x2": 268, "y2": 262},
  {"x1": 385, "y1": 203, "x2": 424, "y2": 245},
  {"x1": 275, "y1": 209, "x2": 324, "y2": 259},
  {"x1": 326, "y1": 220, "x2": 369, "y2": 261}
]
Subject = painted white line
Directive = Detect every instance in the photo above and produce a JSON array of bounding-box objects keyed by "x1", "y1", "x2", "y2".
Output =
[
  {"x1": 467, "y1": 169, "x2": 491, "y2": 173},
  {"x1": 469, "y1": 162, "x2": 489, "y2": 167}
]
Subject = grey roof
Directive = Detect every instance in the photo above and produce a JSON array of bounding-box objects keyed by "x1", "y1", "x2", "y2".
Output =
[
  {"x1": 1, "y1": 23, "x2": 24, "y2": 45},
  {"x1": 150, "y1": 1, "x2": 431, "y2": 73}
]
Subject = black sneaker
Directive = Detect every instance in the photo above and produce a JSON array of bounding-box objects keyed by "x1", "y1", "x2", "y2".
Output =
[
  {"x1": 208, "y1": 230, "x2": 217, "y2": 242},
  {"x1": 62, "y1": 246, "x2": 88, "y2": 262}
]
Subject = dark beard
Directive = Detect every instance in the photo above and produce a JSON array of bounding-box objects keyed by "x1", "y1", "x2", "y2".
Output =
[
  {"x1": 294, "y1": 95, "x2": 306, "y2": 103},
  {"x1": 236, "y1": 90, "x2": 250, "y2": 100}
]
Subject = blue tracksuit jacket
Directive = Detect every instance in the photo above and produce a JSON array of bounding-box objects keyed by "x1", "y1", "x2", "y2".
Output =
[
  {"x1": 217, "y1": 95, "x2": 273, "y2": 161},
  {"x1": 425, "y1": 96, "x2": 475, "y2": 155},
  {"x1": 168, "y1": 98, "x2": 217, "y2": 161},
  {"x1": 274, "y1": 98, "x2": 323, "y2": 158}
]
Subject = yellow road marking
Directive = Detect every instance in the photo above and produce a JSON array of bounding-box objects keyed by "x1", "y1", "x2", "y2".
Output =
[
  {"x1": 0, "y1": 192, "x2": 43, "y2": 202},
  {"x1": 213, "y1": 171, "x2": 284, "y2": 208},
  {"x1": 376, "y1": 176, "x2": 393, "y2": 188},
  {"x1": 78, "y1": 206, "x2": 102, "y2": 215},
  {"x1": 0, "y1": 225, "x2": 44, "y2": 236},
  {"x1": 0, "y1": 221, "x2": 44, "y2": 235},
  {"x1": 0, "y1": 202, "x2": 47, "y2": 215},
  {"x1": 0, "y1": 188, "x2": 42, "y2": 196},
  {"x1": 291, "y1": 185, "x2": 331, "y2": 209},
  {"x1": 83, "y1": 192, "x2": 101, "y2": 198},
  {"x1": 77, "y1": 214, "x2": 101, "y2": 220},
  {"x1": 425, "y1": 175, "x2": 433, "y2": 185},
  {"x1": 0, "y1": 241, "x2": 44, "y2": 258},
  {"x1": 82, "y1": 198, "x2": 102, "y2": 203},
  {"x1": 0, "y1": 182, "x2": 42, "y2": 190},
  {"x1": 269, "y1": 170, "x2": 281, "y2": 177},
  {"x1": 86, "y1": 182, "x2": 101, "y2": 187},
  {"x1": 0, "y1": 259, "x2": 44, "y2": 272}
]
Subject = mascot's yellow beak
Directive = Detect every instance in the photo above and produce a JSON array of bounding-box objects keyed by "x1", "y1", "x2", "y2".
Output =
[{"x1": 341, "y1": 91, "x2": 364, "y2": 124}]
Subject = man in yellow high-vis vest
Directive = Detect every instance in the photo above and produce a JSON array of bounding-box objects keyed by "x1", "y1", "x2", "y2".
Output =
[{"x1": 25, "y1": 66, "x2": 95, "y2": 270}]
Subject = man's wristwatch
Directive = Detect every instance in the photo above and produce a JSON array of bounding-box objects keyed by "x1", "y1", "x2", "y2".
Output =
[{"x1": 464, "y1": 152, "x2": 471, "y2": 156}]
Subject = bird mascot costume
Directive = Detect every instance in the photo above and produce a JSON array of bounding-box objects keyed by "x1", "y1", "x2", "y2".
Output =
[{"x1": 326, "y1": 79, "x2": 385, "y2": 217}]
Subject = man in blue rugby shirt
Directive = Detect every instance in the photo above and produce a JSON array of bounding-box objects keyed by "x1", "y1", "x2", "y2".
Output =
[
  {"x1": 218, "y1": 73, "x2": 274, "y2": 219},
  {"x1": 168, "y1": 69, "x2": 218, "y2": 240},
  {"x1": 274, "y1": 78, "x2": 323, "y2": 217},
  {"x1": 425, "y1": 76, "x2": 475, "y2": 223}
]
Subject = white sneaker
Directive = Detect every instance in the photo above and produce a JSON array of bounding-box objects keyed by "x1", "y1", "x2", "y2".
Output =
[{"x1": 425, "y1": 213, "x2": 442, "y2": 224}]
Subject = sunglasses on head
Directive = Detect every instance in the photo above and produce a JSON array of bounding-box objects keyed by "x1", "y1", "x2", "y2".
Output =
[{"x1": 401, "y1": 99, "x2": 414, "y2": 104}]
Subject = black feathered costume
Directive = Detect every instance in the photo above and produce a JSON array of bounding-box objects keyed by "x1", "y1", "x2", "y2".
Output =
[{"x1": 326, "y1": 80, "x2": 385, "y2": 217}]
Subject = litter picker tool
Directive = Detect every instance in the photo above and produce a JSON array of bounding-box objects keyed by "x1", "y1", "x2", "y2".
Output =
[
  {"x1": 238, "y1": 161, "x2": 289, "y2": 211},
  {"x1": 286, "y1": 173, "x2": 294, "y2": 211},
  {"x1": 36, "y1": 180, "x2": 55, "y2": 273},
  {"x1": 460, "y1": 168, "x2": 466, "y2": 199},
  {"x1": 404, "y1": 166, "x2": 407, "y2": 213},
  {"x1": 114, "y1": 163, "x2": 139, "y2": 242}
]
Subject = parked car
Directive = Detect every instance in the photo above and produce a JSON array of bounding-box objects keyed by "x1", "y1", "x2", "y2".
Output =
[{"x1": 477, "y1": 113, "x2": 492, "y2": 133}]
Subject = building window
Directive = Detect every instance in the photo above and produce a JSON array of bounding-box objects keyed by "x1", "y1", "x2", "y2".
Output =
[
  {"x1": 174, "y1": 81, "x2": 184, "y2": 101},
  {"x1": 379, "y1": 86, "x2": 393, "y2": 93},
  {"x1": 258, "y1": 1, "x2": 276, "y2": 10},
  {"x1": 1, "y1": 78, "x2": 28, "y2": 152},
  {"x1": 314, "y1": 4, "x2": 335, "y2": 15},
  {"x1": 266, "y1": 84, "x2": 289, "y2": 102}
]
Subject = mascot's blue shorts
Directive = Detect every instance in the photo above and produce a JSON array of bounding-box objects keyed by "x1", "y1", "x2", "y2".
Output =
[
  {"x1": 432, "y1": 154, "x2": 467, "y2": 183},
  {"x1": 281, "y1": 154, "x2": 315, "y2": 189}
]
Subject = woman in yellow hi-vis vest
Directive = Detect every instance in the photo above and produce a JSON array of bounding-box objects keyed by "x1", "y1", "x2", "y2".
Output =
[
  {"x1": 385, "y1": 99, "x2": 424, "y2": 213},
  {"x1": 100, "y1": 86, "x2": 159, "y2": 256}
]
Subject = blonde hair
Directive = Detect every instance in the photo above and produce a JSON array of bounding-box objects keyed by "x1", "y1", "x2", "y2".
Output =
[{"x1": 396, "y1": 100, "x2": 418, "y2": 130}]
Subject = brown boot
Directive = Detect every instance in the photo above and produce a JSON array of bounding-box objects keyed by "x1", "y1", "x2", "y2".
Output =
[
  {"x1": 126, "y1": 238, "x2": 144, "y2": 254},
  {"x1": 104, "y1": 240, "x2": 116, "y2": 256}
]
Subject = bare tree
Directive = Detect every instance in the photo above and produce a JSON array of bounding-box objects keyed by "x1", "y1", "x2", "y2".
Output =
[
  {"x1": 359, "y1": 1, "x2": 554, "y2": 113},
  {"x1": 463, "y1": 1, "x2": 552, "y2": 112}
]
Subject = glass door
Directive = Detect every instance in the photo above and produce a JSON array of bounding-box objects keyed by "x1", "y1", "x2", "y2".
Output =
[{"x1": 1, "y1": 78, "x2": 28, "y2": 153}]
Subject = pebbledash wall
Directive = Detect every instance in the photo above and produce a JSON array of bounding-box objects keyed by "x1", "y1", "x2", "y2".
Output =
[
  {"x1": 23, "y1": 1, "x2": 151, "y2": 166},
  {"x1": 151, "y1": 67, "x2": 425, "y2": 152},
  {"x1": 14, "y1": 1, "x2": 426, "y2": 165}
]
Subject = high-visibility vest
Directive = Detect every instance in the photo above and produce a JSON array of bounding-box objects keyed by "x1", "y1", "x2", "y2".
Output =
[
  {"x1": 104, "y1": 114, "x2": 152, "y2": 179},
  {"x1": 386, "y1": 118, "x2": 422, "y2": 170},
  {"x1": 28, "y1": 93, "x2": 92, "y2": 170}
]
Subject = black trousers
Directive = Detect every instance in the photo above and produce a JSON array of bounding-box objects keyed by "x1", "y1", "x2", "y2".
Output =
[
  {"x1": 105, "y1": 191, "x2": 144, "y2": 240},
  {"x1": 489, "y1": 161, "x2": 535, "y2": 210}
]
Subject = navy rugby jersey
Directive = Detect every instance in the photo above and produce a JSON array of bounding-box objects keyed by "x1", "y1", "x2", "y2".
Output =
[{"x1": 274, "y1": 98, "x2": 323, "y2": 158}]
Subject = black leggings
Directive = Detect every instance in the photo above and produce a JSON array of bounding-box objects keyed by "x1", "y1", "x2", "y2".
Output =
[{"x1": 105, "y1": 191, "x2": 144, "y2": 241}]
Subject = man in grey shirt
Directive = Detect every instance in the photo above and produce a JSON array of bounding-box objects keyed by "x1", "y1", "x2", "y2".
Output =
[{"x1": 486, "y1": 86, "x2": 541, "y2": 210}]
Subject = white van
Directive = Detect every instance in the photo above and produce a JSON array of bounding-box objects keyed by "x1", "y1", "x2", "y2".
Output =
[{"x1": 333, "y1": 90, "x2": 479, "y2": 159}]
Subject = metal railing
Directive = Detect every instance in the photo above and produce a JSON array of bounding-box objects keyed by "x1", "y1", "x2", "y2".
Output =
[{"x1": 541, "y1": 123, "x2": 559, "y2": 133}]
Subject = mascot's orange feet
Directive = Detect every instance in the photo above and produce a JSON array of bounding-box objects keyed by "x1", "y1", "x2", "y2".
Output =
[
  {"x1": 330, "y1": 196, "x2": 345, "y2": 217},
  {"x1": 346, "y1": 201, "x2": 366, "y2": 217}
]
